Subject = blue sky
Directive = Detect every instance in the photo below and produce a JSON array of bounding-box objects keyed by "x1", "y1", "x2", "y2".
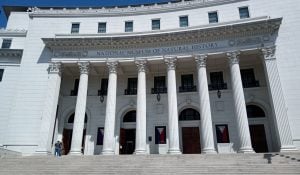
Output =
[{"x1": 0, "y1": 0, "x2": 170, "y2": 27}]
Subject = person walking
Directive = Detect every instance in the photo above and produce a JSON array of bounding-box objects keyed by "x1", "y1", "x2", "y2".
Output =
[{"x1": 54, "y1": 141, "x2": 62, "y2": 157}]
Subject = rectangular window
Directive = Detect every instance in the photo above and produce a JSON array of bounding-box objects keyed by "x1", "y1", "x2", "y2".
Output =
[
  {"x1": 97, "y1": 127, "x2": 104, "y2": 145},
  {"x1": 179, "y1": 74, "x2": 196, "y2": 92},
  {"x1": 155, "y1": 126, "x2": 166, "y2": 144},
  {"x1": 216, "y1": 124, "x2": 230, "y2": 143},
  {"x1": 209, "y1": 71, "x2": 227, "y2": 90},
  {"x1": 1, "y1": 39, "x2": 12, "y2": 49},
  {"x1": 99, "y1": 78, "x2": 108, "y2": 96},
  {"x1": 152, "y1": 19, "x2": 160, "y2": 30},
  {"x1": 208, "y1": 12, "x2": 218, "y2": 23},
  {"x1": 125, "y1": 78, "x2": 137, "y2": 95},
  {"x1": 98, "y1": 22, "x2": 107, "y2": 33},
  {"x1": 241, "y1": 69, "x2": 259, "y2": 88},
  {"x1": 125, "y1": 21, "x2": 133, "y2": 32},
  {"x1": 0, "y1": 69, "x2": 4, "y2": 82},
  {"x1": 239, "y1": 7, "x2": 250, "y2": 19},
  {"x1": 179, "y1": 16, "x2": 189, "y2": 27},
  {"x1": 71, "y1": 23, "x2": 80, "y2": 34},
  {"x1": 152, "y1": 76, "x2": 167, "y2": 94},
  {"x1": 71, "y1": 79, "x2": 79, "y2": 96}
]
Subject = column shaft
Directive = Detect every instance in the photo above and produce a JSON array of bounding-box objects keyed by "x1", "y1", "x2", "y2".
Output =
[
  {"x1": 36, "y1": 62, "x2": 62, "y2": 154},
  {"x1": 195, "y1": 55, "x2": 216, "y2": 154},
  {"x1": 262, "y1": 47, "x2": 297, "y2": 152},
  {"x1": 164, "y1": 57, "x2": 181, "y2": 154},
  {"x1": 102, "y1": 61, "x2": 118, "y2": 155},
  {"x1": 135, "y1": 60, "x2": 147, "y2": 154},
  {"x1": 70, "y1": 62, "x2": 89, "y2": 155},
  {"x1": 227, "y1": 51, "x2": 254, "y2": 153}
]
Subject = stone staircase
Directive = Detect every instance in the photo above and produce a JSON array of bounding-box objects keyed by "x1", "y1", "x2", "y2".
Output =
[{"x1": 0, "y1": 153, "x2": 299, "y2": 175}]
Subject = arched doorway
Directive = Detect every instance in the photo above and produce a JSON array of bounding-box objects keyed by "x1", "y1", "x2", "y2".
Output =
[
  {"x1": 247, "y1": 105, "x2": 269, "y2": 153},
  {"x1": 179, "y1": 108, "x2": 201, "y2": 154},
  {"x1": 62, "y1": 113, "x2": 87, "y2": 155},
  {"x1": 120, "y1": 110, "x2": 136, "y2": 154}
]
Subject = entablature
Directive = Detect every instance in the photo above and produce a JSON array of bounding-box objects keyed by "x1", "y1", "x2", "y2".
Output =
[{"x1": 0, "y1": 28, "x2": 27, "y2": 37}]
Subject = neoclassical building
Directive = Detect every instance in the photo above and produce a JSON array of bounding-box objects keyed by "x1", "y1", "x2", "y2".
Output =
[{"x1": 0, "y1": 0, "x2": 299, "y2": 155}]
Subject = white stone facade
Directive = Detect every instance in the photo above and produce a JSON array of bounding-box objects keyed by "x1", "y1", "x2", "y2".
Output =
[{"x1": 0, "y1": 0, "x2": 299, "y2": 155}]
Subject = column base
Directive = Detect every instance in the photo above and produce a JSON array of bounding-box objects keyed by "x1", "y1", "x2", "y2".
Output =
[
  {"x1": 280, "y1": 145, "x2": 298, "y2": 152},
  {"x1": 238, "y1": 147, "x2": 255, "y2": 153},
  {"x1": 68, "y1": 150, "x2": 83, "y2": 156},
  {"x1": 168, "y1": 149, "x2": 182, "y2": 155},
  {"x1": 134, "y1": 149, "x2": 147, "y2": 155},
  {"x1": 101, "y1": 149, "x2": 115, "y2": 155},
  {"x1": 202, "y1": 148, "x2": 217, "y2": 154}
]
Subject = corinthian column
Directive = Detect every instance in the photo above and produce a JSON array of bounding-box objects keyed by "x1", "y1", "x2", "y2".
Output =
[
  {"x1": 69, "y1": 62, "x2": 89, "y2": 155},
  {"x1": 36, "y1": 62, "x2": 62, "y2": 155},
  {"x1": 227, "y1": 51, "x2": 254, "y2": 153},
  {"x1": 135, "y1": 60, "x2": 147, "y2": 154},
  {"x1": 261, "y1": 46, "x2": 297, "y2": 152},
  {"x1": 102, "y1": 61, "x2": 118, "y2": 155},
  {"x1": 164, "y1": 56, "x2": 181, "y2": 154},
  {"x1": 195, "y1": 55, "x2": 216, "y2": 154}
]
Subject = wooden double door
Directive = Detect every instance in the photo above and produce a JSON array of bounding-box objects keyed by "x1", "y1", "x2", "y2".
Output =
[
  {"x1": 62, "y1": 128, "x2": 86, "y2": 155},
  {"x1": 182, "y1": 127, "x2": 201, "y2": 154},
  {"x1": 119, "y1": 128, "x2": 136, "y2": 154},
  {"x1": 249, "y1": 124, "x2": 269, "y2": 153}
]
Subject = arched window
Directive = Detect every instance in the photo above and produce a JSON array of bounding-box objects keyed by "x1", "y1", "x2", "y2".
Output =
[
  {"x1": 68, "y1": 113, "x2": 88, "y2": 123},
  {"x1": 246, "y1": 105, "x2": 265, "y2": 118},
  {"x1": 123, "y1": 110, "x2": 136, "y2": 122},
  {"x1": 179, "y1": 108, "x2": 200, "y2": 121}
]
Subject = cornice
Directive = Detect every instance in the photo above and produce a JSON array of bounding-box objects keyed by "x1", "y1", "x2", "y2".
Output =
[
  {"x1": 0, "y1": 49, "x2": 23, "y2": 58},
  {"x1": 28, "y1": 0, "x2": 247, "y2": 17},
  {"x1": 0, "y1": 28, "x2": 27, "y2": 37},
  {"x1": 43, "y1": 17, "x2": 281, "y2": 51}
]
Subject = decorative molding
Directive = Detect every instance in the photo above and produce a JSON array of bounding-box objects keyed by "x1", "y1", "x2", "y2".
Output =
[
  {"x1": 0, "y1": 49, "x2": 23, "y2": 58},
  {"x1": 135, "y1": 59, "x2": 147, "y2": 72},
  {"x1": 261, "y1": 46, "x2": 276, "y2": 61},
  {"x1": 164, "y1": 56, "x2": 177, "y2": 70},
  {"x1": 227, "y1": 51, "x2": 240, "y2": 65},
  {"x1": 78, "y1": 62, "x2": 89, "y2": 74},
  {"x1": 0, "y1": 28, "x2": 27, "y2": 37},
  {"x1": 194, "y1": 54, "x2": 208, "y2": 68},
  {"x1": 48, "y1": 62, "x2": 62, "y2": 75},
  {"x1": 28, "y1": 0, "x2": 247, "y2": 17},
  {"x1": 106, "y1": 61, "x2": 118, "y2": 74}
]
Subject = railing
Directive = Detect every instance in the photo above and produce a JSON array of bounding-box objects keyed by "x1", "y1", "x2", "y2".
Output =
[
  {"x1": 179, "y1": 85, "x2": 197, "y2": 92},
  {"x1": 242, "y1": 80, "x2": 260, "y2": 88},
  {"x1": 124, "y1": 88, "x2": 137, "y2": 95},
  {"x1": 151, "y1": 87, "x2": 167, "y2": 94},
  {"x1": 98, "y1": 89, "x2": 108, "y2": 96},
  {"x1": 208, "y1": 83, "x2": 227, "y2": 91}
]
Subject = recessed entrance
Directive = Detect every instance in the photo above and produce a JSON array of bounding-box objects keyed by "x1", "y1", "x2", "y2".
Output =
[
  {"x1": 120, "y1": 110, "x2": 136, "y2": 155},
  {"x1": 179, "y1": 108, "x2": 201, "y2": 154}
]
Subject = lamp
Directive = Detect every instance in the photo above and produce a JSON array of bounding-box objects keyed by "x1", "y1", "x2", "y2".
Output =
[
  {"x1": 100, "y1": 92, "x2": 104, "y2": 103},
  {"x1": 156, "y1": 92, "x2": 161, "y2": 102},
  {"x1": 217, "y1": 88, "x2": 221, "y2": 98}
]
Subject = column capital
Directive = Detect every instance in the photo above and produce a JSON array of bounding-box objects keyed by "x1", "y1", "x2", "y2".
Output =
[
  {"x1": 164, "y1": 56, "x2": 177, "y2": 70},
  {"x1": 227, "y1": 51, "x2": 240, "y2": 65},
  {"x1": 194, "y1": 54, "x2": 208, "y2": 68},
  {"x1": 48, "y1": 62, "x2": 63, "y2": 75},
  {"x1": 135, "y1": 59, "x2": 147, "y2": 72},
  {"x1": 261, "y1": 46, "x2": 276, "y2": 61},
  {"x1": 78, "y1": 62, "x2": 90, "y2": 74},
  {"x1": 106, "y1": 61, "x2": 118, "y2": 74}
]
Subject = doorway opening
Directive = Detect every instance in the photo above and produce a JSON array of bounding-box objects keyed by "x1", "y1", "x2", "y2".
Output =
[{"x1": 120, "y1": 110, "x2": 136, "y2": 155}]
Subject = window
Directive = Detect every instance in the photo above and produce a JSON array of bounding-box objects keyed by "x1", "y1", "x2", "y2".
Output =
[
  {"x1": 67, "y1": 113, "x2": 87, "y2": 123},
  {"x1": 155, "y1": 126, "x2": 166, "y2": 144},
  {"x1": 209, "y1": 71, "x2": 227, "y2": 90},
  {"x1": 97, "y1": 127, "x2": 104, "y2": 145},
  {"x1": 98, "y1": 78, "x2": 108, "y2": 96},
  {"x1": 1, "y1": 39, "x2": 12, "y2": 49},
  {"x1": 246, "y1": 105, "x2": 265, "y2": 118},
  {"x1": 216, "y1": 124, "x2": 230, "y2": 143},
  {"x1": 241, "y1": 69, "x2": 259, "y2": 88},
  {"x1": 125, "y1": 21, "x2": 133, "y2": 32},
  {"x1": 152, "y1": 76, "x2": 167, "y2": 94},
  {"x1": 208, "y1": 12, "x2": 218, "y2": 23},
  {"x1": 123, "y1": 110, "x2": 136, "y2": 122},
  {"x1": 179, "y1": 74, "x2": 196, "y2": 92},
  {"x1": 179, "y1": 16, "x2": 189, "y2": 27},
  {"x1": 179, "y1": 108, "x2": 200, "y2": 121},
  {"x1": 152, "y1": 19, "x2": 160, "y2": 30},
  {"x1": 0, "y1": 69, "x2": 4, "y2": 81},
  {"x1": 125, "y1": 78, "x2": 137, "y2": 95},
  {"x1": 71, "y1": 23, "x2": 80, "y2": 34},
  {"x1": 239, "y1": 7, "x2": 250, "y2": 19},
  {"x1": 98, "y1": 22, "x2": 107, "y2": 33},
  {"x1": 71, "y1": 79, "x2": 79, "y2": 96}
]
